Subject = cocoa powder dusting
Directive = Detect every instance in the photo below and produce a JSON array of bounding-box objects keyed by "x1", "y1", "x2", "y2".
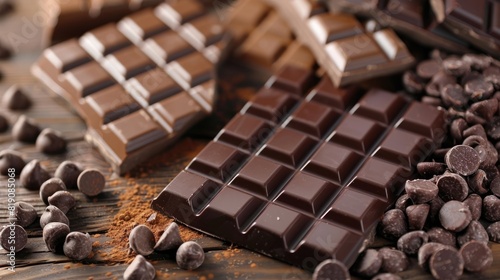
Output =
[{"x1": 104, "y1": 183, "x2": 200, "y2": 262}]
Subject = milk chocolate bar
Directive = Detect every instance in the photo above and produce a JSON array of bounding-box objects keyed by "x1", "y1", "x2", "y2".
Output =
[
  {"x1": 43, "y1": 0, "x2": 165, "y2": 45},
  {"x1": 323, "y1": 0, "x2": 470, "y2": 54},
  {"x1": 226, "y1": 0, "x2": 315, "y2": 74},
  {"x1": 431, "y1": 0, "x2": 500, "y2": 59},
  {"x1": 267, "y1": 0, "x2": 415, "y2": 87},
  {"x1": 152, "y1": 63, "x2": 446, "y2": 269},
  {"x1": 33, "y1": 0, "x2": 228, "y2": 174}
]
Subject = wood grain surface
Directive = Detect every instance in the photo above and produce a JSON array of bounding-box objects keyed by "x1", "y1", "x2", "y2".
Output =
[{"x1": 0, "y1": 1, "x2": 500, "y2": 279}]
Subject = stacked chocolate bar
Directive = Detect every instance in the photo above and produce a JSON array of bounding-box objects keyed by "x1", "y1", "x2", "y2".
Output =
[{"x1": 34, "y1": 0, "x2": 228, "y2": 174}]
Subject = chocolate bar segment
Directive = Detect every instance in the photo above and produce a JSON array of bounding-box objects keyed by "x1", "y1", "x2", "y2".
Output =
[
  {"x1": 152, "y1": 65, "x2": 446, "y2": 270},
  {"x1": 431, "y1": 0, "x2": 500, "y2": 59},
  {"x1": 322, "y1": 0, "x2": 470, "y2": 53},
  {"x1": 33, "y1": 0, "x2": 228, "y2": 174},
  {"x1": 268, "y1": 0, "x2": 415, "y2": 86},
  {"x1": 43, "y1": 0, "x2": 165, "y2": 45},
  {"x1": 226, "y1": 0, "x2": 316, "y2": 75}
]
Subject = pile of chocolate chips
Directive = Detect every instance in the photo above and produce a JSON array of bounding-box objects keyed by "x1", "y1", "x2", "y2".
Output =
[
  {"x1": 124, "y1": 222, "x2": 205, "y2": 280},
  {"x1": 348, "y1": 52, "x2": 500, "y2": 280}
]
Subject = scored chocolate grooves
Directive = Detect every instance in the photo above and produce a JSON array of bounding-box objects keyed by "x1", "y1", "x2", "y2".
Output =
[{"x1": 152, "y1": 66, "x2": 446, "y2": 270}]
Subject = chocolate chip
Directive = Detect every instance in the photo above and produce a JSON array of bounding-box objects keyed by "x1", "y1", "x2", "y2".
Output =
[
  {"x1": 450, "y1": 118, "x2": 468, "y2": 143},
  {"x1": 154, "y1": 222, "x2": 183, "y2": 252},
  {"x1": 483, "y1": 195, "x2": 500, "y2": 222},
  {"x1": 406, "y1": 204, "x2": 429, "y2": 230},
  {"x1": 124, "y1": 255, "x2": 156, "y2": 280},
  {"x1": 428, "y1": 195, "x2": 445, "y2": 224},
  {"x1": 440, "y1": 84, "x2": 468, "y2": 108},
  {"x1": 457, "y1": 220, "x2": 488, "y2": 247},
  {"x1": 491, "y1": 176, "x2": 500, "y2": 198},
  {"x1": 485, "y1": 116, "x2": 500, "y2": 141},
  {"x1": 429, "y1": 247, "x2": 464, "y2": 280},
  {"x1": 467, "y1": 169, "x2": 488, "y2": 195},
  {"x1": 427, "y1": 227, "x2": 457, "y2": 247},
  {"x1": 405, "y1": 179, "x2": 438, "y2": 204},
  {"x1": 40, "y1": 205, "x2": 69, "y2": 229},
  {"x1": 378, "y1": 209, "x2": 408, "y2": 241},
  {"x1": 431, "y1": 49, "x2": 448, "y2": 62},
  {"x1": 418, "y1": 242, "x2": 445, "y2": 269},
  {"x1": 39, "y1": 178, "x2": 66, "y2": 205},
  {"x1": 371, "y1": 273, "x2": 401, "y2": 280},
  {"x1": 397, "y1": 230, "x2": 428, "y2": 255},
  {"x1": 0, "y1": 43, "x2": 11, "y2": 59},
  {"x1": 459, "y1": 241, "x2": 493, "y2": 272},
  {"x1": 439, "y1": 200, "x2": 472, "y2": 232},
  {"x1": 463, "y1": 194, "x2": 482, "y2": 221},
  {"x1": 176, "y1": 241, "x2": 205, "y2": 270},
  {"x1": 416, "y1": 162, "x2": 446, "y2": 178},
  {"x1": 379, "y1": 247, "x2": 409, "y2": 273},
  {"x1": 442, "y1": 56, "x2": 470, "y2": 76},
  {"x1": 394, "y1": 194, "x2": 413, "y2": 212},
  {"x1": 444, "y1": 145, "x2": 481, "y2": 176},
  {"x1": 462, "y1": 54, "x2": 492, "y2": 71},
  {"x1": 462, "y1": 124, "x2": 487, "y2": 140},
  {"x1": 465, "y1": 109, "x2": 487, "y2": 125},
  {"x1": 129, "y1": 225, "x2": 155, "y2": 256},
  {"x1": 54, "y1": 161, "x2": 82, "y2": 189},
  {"x1": 36, "y1": 128, "x2": 67, "y2": 154},
  {"x1": 483, "y1": 165, "x2": 499, "y2": 183},
  {"x1": 2, "y1": 85, "x2": 31, "y2": 110},
  {"x1": 417, "y1": 60, "x2": 441, "y2": 80},
  {"x1": 0, "y1": 224, "x2": 27, "y2": 252},
  {"x1": 461, "y1": 71, "x2": 482, "y2": 85},
  {"x1": 63, "y1": 232, "x2": 92, "y2": 260},
  {"x1": 436, "y1": 173, "x2": 468, "y2": 202},
  {"x1": 77, "y1": 169, "x2": 105, "y2": 196},
  {"x1": 43, "y1": 222, "x2": 70, "y2": 253},
  {"x1": 19, "y1": 159, "x2": 50, "y2": 191},
  {"x1": 427, "y1": 71, "x2": 456, "y2": 96},
  {"x1": 0, "y1": 114, "x2": 8, "y2": 132},
  {"x1": 352, "y1": 249, "x2": 381, "y2": 277},
  {"x1": 464, "y1": 78, "x2": 494, "y2": 100},
  {"x1": 403, "y1": 70, "x2": 424, "y2": 94},
  {"x1": 0, "y1": 150, "x2": 25, "y2": 176},
  {"x1": 14, "y1": 201, "x2": 37, "y2": 227},
  {"x1": 487, "y1": 221, "x2": 500, "y2": 242},
  {"x1": 469, "y1": 98, "x2": 498, "y2": 121},
  {"x1": 12, "y1": 115, "x2": 41, "y2": 143},
  {"x1": 462, "y1": 135, "x2": 498, "y2": 169},
  {"x1": 0, "y1": 0, "x2": 13, "y2": 17},
  {"x1": 48, "y1": 191, "x2": 76, "y2": 214}
]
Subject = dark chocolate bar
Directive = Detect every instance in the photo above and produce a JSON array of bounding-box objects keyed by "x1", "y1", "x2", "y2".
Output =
[
  {"x1": 33, "y1": 0, "x2": 228, "y2": 174},
  {"x1": 431, "y1": 0, "x2": 500, "y2": 59},
  {"x1": 43, "y1": 0, "x2": 165, "y2": 45},
  {"x1": 226, "y1": 0, "x2": 315, "y2": 74},
  {"x1": 267, "y1": 0, "x2": 415, "y2": 87},
  {"x1": 322, "y1": 0, "x2": 470, "y2": 53},
  {"x1": 152, "y1": 64, "x2": 446, "y2": 270}
]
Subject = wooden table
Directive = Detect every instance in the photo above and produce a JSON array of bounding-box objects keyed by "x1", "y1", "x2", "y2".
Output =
[{"x1": 1, "y1": 1, "x2": 500, "y2": 279}]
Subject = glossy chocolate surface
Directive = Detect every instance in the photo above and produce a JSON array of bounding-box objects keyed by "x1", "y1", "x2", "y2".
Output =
[
  {"x1": 322, "y1": 0, "x2": 470, "y2": 53},
  {"x1": 33, "y1": 0, "x2": 227, "y2": 174},
  {"x1": 152, "y1": 65, "x2": 446, "y2": 270},
  {"x1": 268, "y1": 0, "x2": 415, "y2": 86}
]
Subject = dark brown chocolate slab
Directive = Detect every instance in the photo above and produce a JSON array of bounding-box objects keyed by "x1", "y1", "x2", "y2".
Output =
[
  {"x1": 267, "y1": 0, "x2": 415, "y2": 86},
  {"x1": 32, "y1": 0, "x2": 228, "y2": 174},
  {"x1": 322, "y1": 0, "x2": 471, "y2": 53},
  {"x1": 431, "y1": 0, "x2": 500, "y2": 59},
  {"x1": 152, "y1": 65, "x2": 446, "y2": 270}
]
